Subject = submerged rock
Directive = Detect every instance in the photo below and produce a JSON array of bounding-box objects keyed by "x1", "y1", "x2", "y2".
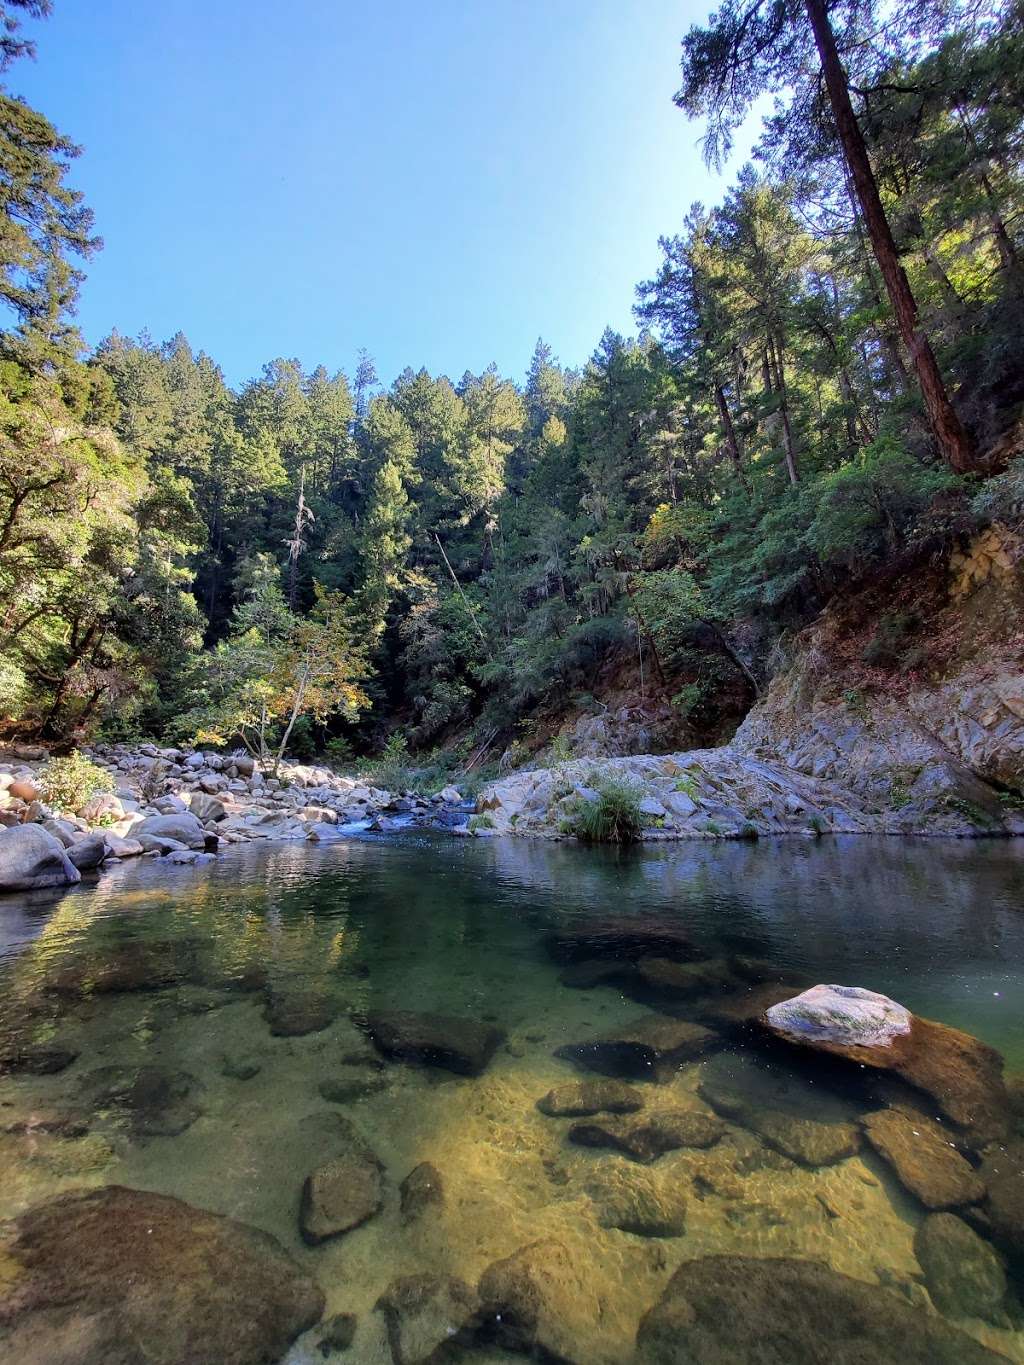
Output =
[
  {"x1": 697, "y1": 1053, "x2": 862, "y2": 1168},
  {"x1": 319, "y1": 1312, "x2": 358, "y2": 1354},
  {"x1": 45, "y1": 939, "x2": 193, "y2": 996},
  {"x1": 319, "y1": 1069, "x2": 389, "y2": 1103},
  {"x1": 915, "y1": 1212, "x2": 1007, "y2": 1323},
  {"x1": 635, "y1": 1254, "x2": 1004, "y2": 1363},
  {"x1": 555, "y1": 1015, "x2": 719, "y2": 1082},
  {"x1": 544, "y1": 917, "x2": 699, "y2": 965},
  {"x1": 569, "y1": 1110, "x2": 724, "y2": 1163},
  {"x1": 978, "y1": 1139, "x2": 1024, "y2": 1256},
  {"x1": 634, "y1": 955, "x2": 739, "y2": 1001},
  {"x1": 363, "y1": 1010, "x2": 505, "y2": 1076},
  {"x1": 300, "y1": 1117, "x2": 384, "y2": 1244},
  {"x1": 536, "y1": 1078, "x2": 645, "y2": 1117},
  {"x1": 0, "y1": 1184, "x2": 324, "y2": 1364},
  {"x1": 476, "y1": 1238, "x2": 606, "y2": 1361},
  {"x1": 765, "y1": 988, "x2": 1011, "y2": 1144},
  {"x1": 399, "y1": 1161, "x2": 445, "y2": 1223},
  {"x1": 586, "y1": 1163, "x2": 688, "y2": 1236},
  {"x1": 84, "y1": 1065, "x2": 204, "y2": 1138},
  {"x1": 264, "y1": 987, "x2": 336, "y2": 1037},
  {"x1": 0, "y1": 1044, "x2": 78, "y2": 1076},
  {"x1": 376, "y1": 1273, "x2": 477, "y2": 1364},
  {"x1": 0, "y1": 824, "x2": 81, "y2": 892},
  {"x1": 862, "y1": 1108, "x2": 985, "y2": 1209}
]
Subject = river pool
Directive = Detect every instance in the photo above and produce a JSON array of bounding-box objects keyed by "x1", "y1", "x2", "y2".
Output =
[{"x1": 0, "y1": 832, "x2": 1022, "y2": 1362}]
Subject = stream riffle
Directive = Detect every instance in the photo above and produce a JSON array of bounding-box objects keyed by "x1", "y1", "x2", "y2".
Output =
[{"x1": 0, "y1": 832, "x2": 1022, "y2": 1363}]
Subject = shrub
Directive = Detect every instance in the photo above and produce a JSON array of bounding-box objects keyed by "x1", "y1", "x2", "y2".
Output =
[
  {"x1": 38, "y1": 752, "x2": 115, "y2": 815},
  {"x1": 324, "y1": 735, "x2": 355, "y2": 767},
  {"x1": 569, "y1": 778, "x2": 643, "y2": 844},
  {"x1": 467, "y1": 813, "x2": 495, "y2": 833}
]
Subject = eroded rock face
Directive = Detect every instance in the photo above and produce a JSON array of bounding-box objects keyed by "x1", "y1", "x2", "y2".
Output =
[
  {"x1": 476, "y1": 1239, "x2": 606, "y2": 1362},
  {"x1": 555, "y1": 1016, "x2": 719, "y2": 1082},
  {"x1": 536, "y1": 1079, "x2": 645, "y2": 1117},
  {"x1": 0, "y1": 825, "x2": 81, "y2": 892},
  {"x1": 363, "y1": 1011, "x2": 505, "y2": 1076},
  {"x1": 300, "y1": 1117, "x2": 384, "y2": 1244},
  {"x1": 0, "y1": 1185, "x2": 324, "y2": 1365},
  {"x1": 376, "y1": 1273, "x2": 477, "y2": 1365},
  {"x1": 765, "y1": 984, "x2": 913, "y2": 1048},
  {"x1": 915, "y1": 1213, "x2": 1007, "y2": 1323},
  {"x1": 862, "y1": 1109, "x2": 985, "y2": 1210},
  {"x1": 637, "y1": 1255, "x2": 1005, "y2": 1364}
]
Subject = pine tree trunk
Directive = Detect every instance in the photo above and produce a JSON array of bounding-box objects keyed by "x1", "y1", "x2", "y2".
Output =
[
  {"x1": 804, "y1": 0, "x2": 976, "y2": 473},
  {"x1": 713, "y1": 382, "x2": 749, "y2": 488}
]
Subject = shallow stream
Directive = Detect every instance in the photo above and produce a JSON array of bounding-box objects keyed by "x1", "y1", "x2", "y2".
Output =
[{"x1": 1, "y1": 832, "x2": 1022, "y2": 1362}]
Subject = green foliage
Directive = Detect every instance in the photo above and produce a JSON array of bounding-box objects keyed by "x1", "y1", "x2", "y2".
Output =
[
  {"x1": 568, "y1": 778, "x2": 643, "y2": 844},
  {"x1": 38, "y1": 751, "x2": 115, "y2": 814},
  {"x1": 467, "y1": 813, "x2": 495, "y2": 832}
]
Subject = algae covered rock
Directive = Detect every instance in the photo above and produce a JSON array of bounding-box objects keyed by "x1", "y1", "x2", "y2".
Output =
[
  {"x1": 635, "y1": 1254, "x2": 1005, "y2": 1363},
  {"x1": 569, "y1": 1110, "x2": 724, "y2": 1163},
  {"x1": 300, "y1": 1116, "x2": 384, "y2": 1244},
  {"x1": 0, "y1": 1184, "x2": 324, "y2": 1364},
  {"x1": 399, "y1": 1161, "x2": 445, "y2": 1223},
  {"x1": 476, "y1": 1238, "x2": 606, "y2": 1361},
  {"x1": 586, "y1": 1163, "x2": 688, "y2": 1236},
  {"x1": 376, "y1": 1273, "x2": 477, "y2": 1364}
]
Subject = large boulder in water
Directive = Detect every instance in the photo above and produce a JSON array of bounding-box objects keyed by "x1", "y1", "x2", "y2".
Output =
[
  {"x1": 0, "y1": 825, "x2": 81, "y2": 892},
  {"x1": 764, "y1": 984, "x2": 1011, "y2": 1143},
  {"x1": 635, "y1": 1254, "x2": 1005, "y2": 1363},
  {"x1": 0, "y1": 1184, "x2": 324, "y2": 1364},
  {"x1": 363, "y1": 1010, "x2": 505, "y2": 1076}
]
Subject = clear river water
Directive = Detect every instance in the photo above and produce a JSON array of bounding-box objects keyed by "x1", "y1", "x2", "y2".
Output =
[{"x1": 0, "y1": 831, "x2": 1022, "y2": 1362}]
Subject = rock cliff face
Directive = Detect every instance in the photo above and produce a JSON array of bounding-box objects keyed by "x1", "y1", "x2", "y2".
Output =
[{"x1": 476, "y1": 533, "x2": 1024, "y2": 841}]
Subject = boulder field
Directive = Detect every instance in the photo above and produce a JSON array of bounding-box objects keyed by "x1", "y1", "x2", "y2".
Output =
[{"x1": 0, "y1": 742, "x2": 467, "y2": 892}]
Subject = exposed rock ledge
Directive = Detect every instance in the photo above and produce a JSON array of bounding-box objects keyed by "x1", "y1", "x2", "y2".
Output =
[{"x1": 474, "y1": 656, "x2": 1024, "y2": 841}]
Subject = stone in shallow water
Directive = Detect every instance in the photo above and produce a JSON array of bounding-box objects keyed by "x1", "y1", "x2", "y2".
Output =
[
  {"x1": 220, "y1": 1053, "x2": 261, "y2": 1080},
  {"x1": 569, "y1": 1110, "x2": 724, "y2": 1163},
  {"x1": 264, "y1": 988, "x2": 335, "y2": 1036},
  {"x1": 698, "y1": 982, "x2": 796, "y2": 1029},
  {"x1": 476, "y1": 1238, "x2": 606, "y2": 1361},
  {"x1": 635, "y1": 1254, "x2": 1004, "y2": 1363},
  {"x1": 300, "y1": 1116, "x2": 384, "y2": 1244},
  {"x1": 555, "y1": 1016, "x2": 720, "y2": 1082},
  {"x1": 586, "y1": 1163, "x2": 688, "y2": 1236},
  {"x1": 45, "y1": 939, "x2": 194, "y2": 996},
  {"x1": 319, "y1": 1311, "x2": 358, "y2": 1353},
  {"x1": 400, "y1": 1161, "x2": 445, "y2": 1223},
  {"x1": 536, "y1": 1078, "x2": 645, "y2": 1117},
  {"x1": 766, "y1": 983, "x2": 913, "y2": 1047},
  {"x1": 634, "y1": 955, "x2": 739, "y2": 1000},
  {"x1": 375, "y1": 1273, "x2": 477, "y2": 1364},
  {"x1": 319, "y1": 1070, "x2": 389, "y2": 1103},
  {"x1": 915, "y1": 1212, "x2": 1007, "y2": 1323},
  {"x1": 0, "y1": 1184, "x2": 324, "y2": 1365},
  {"x1": 697, "y1": 1053, "x2": 862, "y2": 1169},
  {"x1": 978, "y1": 1138, "x2": 1024, "y2": 1256},
  {"x1": 84, "y1": 1065, "x2": 204, "y2": 1138},
  {"x1": 764, "y1": 989, "x2": 1011, "y2": 1144},
  {"x1": 363, "y1": 1010, "x2": 505, "y2": 1076},
  {"x1": 862, "y1": 1108, "x2": 985, "y2": 1209},
  {"x1": 544, "y1": 917, "x2": 700, "y2": 965},
  {"x1": 0, "y1": 1044, "x2": 78, "y2": 1076}
]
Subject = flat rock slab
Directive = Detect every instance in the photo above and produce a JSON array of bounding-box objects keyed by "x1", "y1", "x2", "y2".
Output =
[
  {"x1": 300, "y1": 1116, "x2": 384, "y2": 1244},
  {"x1": 376, "y1": 1273, "x2": 477, "y2": 1365},
  {"x1": 537, "y1": 1079, "x2": 645, "y2": 1117},
  {"x1": 544, "y1": 917, "x2": 700, "y2": 965},
  {"x1": 697, "y1": 1053, "x2": 862, "y2": 1169},
  {"x1": 0, "y1": 1185, "x2": 324, "y2": 1365},
  {"x1": 363, "y1": 1010, "x2": 505, "y2": 1076},
  {"x1": 635, "y1": 1254, "x2": 1004, "y2": 1363},
  {"x1": 569, "y1": 1111, "x2": 724, "y2": 1163},
  {"x1": 765, "y1": 993, "x2": 1011, "y2": 1144},
  {"x1": 863, "y1": 1108, "x2": 985, "y2": 1209},
  {"x1": 477, "y1": 1238, "x2": 607, "y2": 1362},
  {"x1": 915, "y1": 1212, "x2": 1007, "y2": 1323},
  {"x1": 555, "y1": 1016, "x2": 720, "y2": 1082}
]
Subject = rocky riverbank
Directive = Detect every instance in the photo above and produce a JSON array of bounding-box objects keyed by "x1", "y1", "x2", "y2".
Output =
[{"x1": 0, "y1": 743, "x2": 468, "y2": 892}]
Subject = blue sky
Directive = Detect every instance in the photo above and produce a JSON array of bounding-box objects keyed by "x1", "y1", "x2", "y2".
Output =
[{"x1": 14, "y1": 0, "x2": 758, "y2": 388}]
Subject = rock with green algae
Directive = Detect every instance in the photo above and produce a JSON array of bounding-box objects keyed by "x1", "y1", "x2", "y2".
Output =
[
  {"x1": 915, "y1": 1212, "x2": 1007, "y2": 1323},
  {"x1": 300, "y1": 1117, "x2": 384, "y2": 1245},
  {"x1": 635, "y1": 1255, "x2": 1006, "y2": 1363},
  {"x1": 0, "y1": 1184, "x2": 324, "y2": 1365}
]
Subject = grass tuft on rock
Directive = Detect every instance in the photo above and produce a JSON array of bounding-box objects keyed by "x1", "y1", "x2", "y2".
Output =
[{"x1": 569, "y1": 778, "x2": 643, "y2": 844}]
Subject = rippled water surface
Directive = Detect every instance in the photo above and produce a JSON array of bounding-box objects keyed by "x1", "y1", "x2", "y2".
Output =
[{"x1": 1, "y1": 832, "x2": 1022, "y2": 1362}]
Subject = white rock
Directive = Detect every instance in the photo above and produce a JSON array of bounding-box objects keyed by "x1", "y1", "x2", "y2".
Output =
[{"x1": 765, "y1": 984, "x2": 913, "y2": 1048}]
